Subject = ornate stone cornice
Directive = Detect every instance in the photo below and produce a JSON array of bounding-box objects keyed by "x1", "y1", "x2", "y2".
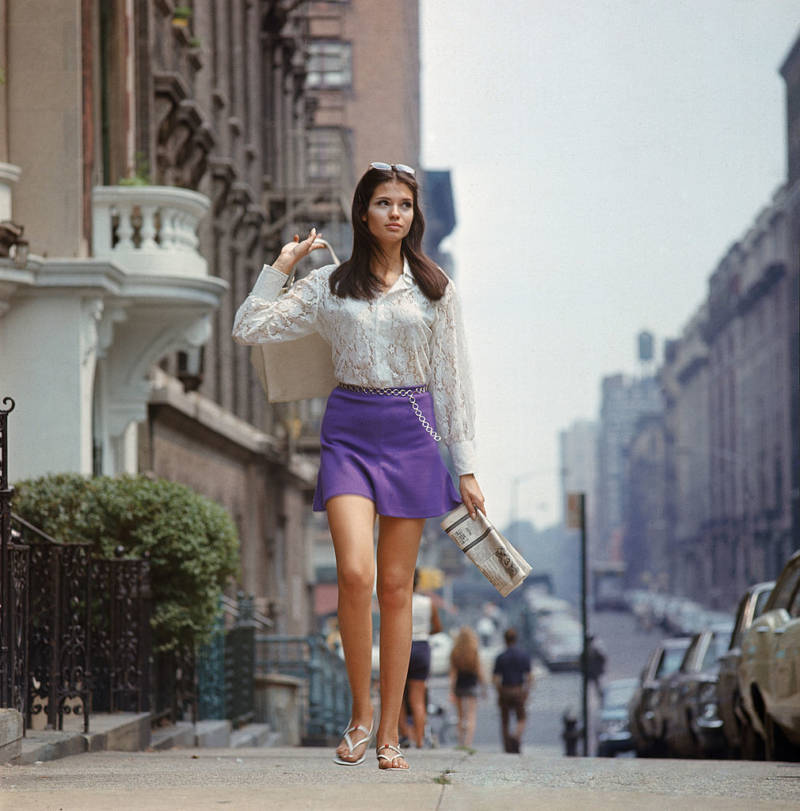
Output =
[{"x1": 154, "y1": 73, "x2": 216, "y2": 189}]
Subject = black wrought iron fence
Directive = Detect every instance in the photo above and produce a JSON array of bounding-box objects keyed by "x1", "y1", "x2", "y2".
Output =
[
  {"x1": 1, "y1": 395, "x2": 154, "y2": 733},
  {"x1": 91, "y1": 553, "x2": 152, "y2": 714},
  {"x1": 12, "y1": 514, "x2": 92, "y2": 733},
  {"x1": 255, "y1": 634, "x2": 350, "y2": 744},
  {"x1": 0, "y1": 396, "x2": 260, "y2": 736},
  {"x1": 196, "y1": 592, "x2": 262, "y2": 727},
  {"x1": 152, "y1": 644, "x2": 196, "y2": 726},
  {"x1": 0, "y1": 396, "x2": 28, "y2": 721}
]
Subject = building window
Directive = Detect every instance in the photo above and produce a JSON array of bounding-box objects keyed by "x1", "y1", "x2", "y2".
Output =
[
  {"x1": 306, "y1": 41, "x2": 352, "y2": 89},
  {"x1": 307, "y1": 128, "x2": 346, "y2": 183}
]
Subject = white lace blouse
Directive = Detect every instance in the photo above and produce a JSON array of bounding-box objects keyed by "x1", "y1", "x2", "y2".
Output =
[{"x1": 231, "y1": 260, "x2": 477, "y2": 476}]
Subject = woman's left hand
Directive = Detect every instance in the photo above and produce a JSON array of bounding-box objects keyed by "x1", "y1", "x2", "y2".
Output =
[{"x1": 459, "y1": 474, "x2": 485, "y2": 520}]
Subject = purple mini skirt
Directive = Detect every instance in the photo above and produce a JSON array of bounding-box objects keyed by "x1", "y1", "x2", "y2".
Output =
[{"x1": 312, "y1": 385, "x2": 461, "y2": 518}]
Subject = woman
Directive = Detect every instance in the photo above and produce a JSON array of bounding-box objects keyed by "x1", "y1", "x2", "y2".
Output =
[
  {"x1": 449, "y1": 626, "x2": 485, "y2": 747},
  {"x1": 398, "y1": 569, "x2": 442, "y2": 748},
  {"x1": 232, "y1": 163, "x2": 483, "y2": 771}
]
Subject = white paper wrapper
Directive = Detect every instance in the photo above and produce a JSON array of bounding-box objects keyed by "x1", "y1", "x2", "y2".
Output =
[{"x1": 440, "y1": 505, "x2": 532, "y2": 597}]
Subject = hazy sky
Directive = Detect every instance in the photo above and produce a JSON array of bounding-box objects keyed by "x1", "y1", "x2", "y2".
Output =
[{"x1": 420, "y1": 0, "x2": 799, "y2": 530}]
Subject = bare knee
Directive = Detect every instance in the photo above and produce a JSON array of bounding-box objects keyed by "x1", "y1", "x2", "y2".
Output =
[
  {"x1": 337, "y1": 562, "x2": 374, "y2": 601},
  {"x1": 376, "y1": 571, "x2": 413, "y2": 612}
]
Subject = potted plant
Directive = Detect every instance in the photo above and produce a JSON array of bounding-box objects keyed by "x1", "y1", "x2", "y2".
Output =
[{"x1": 172, "y1": 6, "x2": 192, "y2": 27}]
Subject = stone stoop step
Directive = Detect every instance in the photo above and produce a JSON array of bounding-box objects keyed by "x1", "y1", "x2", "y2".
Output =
[
  {"x1": 193, "y1": 719, "x2": 232, "y2": 748},
  {"x1": 149, "y1": 721, "x2": 196, "y2": 751},
  {"x1": 13, "y1": 713, "x2": 150, "y2": 765},
  {"x1": 230, "y1": 723, "x2": 279, "y2": 748},
  {"x1": 6, "y1": 714, "x2": 285, "y2": 764},
  {"x1": 0, "y1": 710, "x2": 24, "y2": 764}
]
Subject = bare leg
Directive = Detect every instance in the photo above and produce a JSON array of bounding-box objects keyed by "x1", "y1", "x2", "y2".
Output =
[
  {"x1": 463, "y1": 696, "x2": 478, "y2": 746},
  {"x1": 455, "y1": 696, "x2": 465, "y2": 746},
  {"x1": 397, "y1": 685, "x2": 410, "y2": 740},
  {"x1": 514, "y1": 713, "x2": 526, "y2": 749},
  {"x1": 407, "y1": 679, "x2": 427, "y2": 748},
  {"x1": 375, "y1": 514, "x2": 425, "y2": 769},
  {"x1": 327, "y1": 495, "x2": 377, "y2": 762}
]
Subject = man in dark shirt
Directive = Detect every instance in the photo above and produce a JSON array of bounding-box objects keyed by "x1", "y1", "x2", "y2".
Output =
[{"x1": 493, "y1": 627, "x2": 532, "y2": 753}]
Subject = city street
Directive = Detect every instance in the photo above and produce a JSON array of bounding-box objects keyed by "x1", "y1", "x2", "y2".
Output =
[
  {"x1": 429, "y1": 608, "x2": 665, "y2": 754},
  {"x1": 4, "y1": 609, "x2": 799, "y2": 810}
]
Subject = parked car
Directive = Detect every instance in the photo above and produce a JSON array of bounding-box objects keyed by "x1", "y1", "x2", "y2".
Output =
[
  {"x1": 628, "y1": 636, "x2": 691, "y2": 757},
  {"x1": 738, "y1": 550, "x2": 800, "y2": 760},
  {"x1": 596, "y1": 678, "x2": 639, "y2": 757},
  {"x1": 664, "y1": 598, "x2": 709, "y2": 637},
  {"x1": 717, "y1": 581, "x2": 774, "y2": 758},
  {"x1": 539, "y1": 616, "x2": 583, "y2": 671},
  {"x1": 659, "y1": 622, "x2": 734, "y2": 758}
]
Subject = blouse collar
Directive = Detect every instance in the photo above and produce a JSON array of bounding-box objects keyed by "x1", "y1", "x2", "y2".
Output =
[{"x1": 386, "y1": 257, "x2": 415, "y2": 294}]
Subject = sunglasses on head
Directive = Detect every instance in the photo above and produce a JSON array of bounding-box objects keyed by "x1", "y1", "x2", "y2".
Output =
[{"x1": 369, "y1": 162, "x2": 416, "y2": 176}]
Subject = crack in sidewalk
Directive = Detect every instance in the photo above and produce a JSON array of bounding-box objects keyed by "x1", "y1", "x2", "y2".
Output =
[{"x1": 434, "y1": 748, "x2": 475, "y2": 810}]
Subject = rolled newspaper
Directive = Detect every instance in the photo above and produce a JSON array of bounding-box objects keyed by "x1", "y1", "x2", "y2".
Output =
[{"x1": 440, "y1": 504, "x2": 532, "y2": 597}]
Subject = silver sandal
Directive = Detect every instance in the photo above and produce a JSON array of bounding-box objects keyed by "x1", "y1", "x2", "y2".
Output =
[
  {"x1": 333, "y1": 720, "x2": 373, "y2": 766},
  {"x1": 376, "y1": 743, "x2": 409, "y2": 771}
]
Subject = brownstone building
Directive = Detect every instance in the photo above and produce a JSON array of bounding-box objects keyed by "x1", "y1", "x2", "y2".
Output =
[{"x1": 0, "y1": 0, "x2": 428, "y2": 638}]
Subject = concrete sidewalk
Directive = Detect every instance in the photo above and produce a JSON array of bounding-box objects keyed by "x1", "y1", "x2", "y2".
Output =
[{"x1": 2, "y1": 745, "x2": 799, "y2": 810}]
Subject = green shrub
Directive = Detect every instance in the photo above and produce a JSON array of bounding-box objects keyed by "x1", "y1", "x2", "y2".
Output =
[{"x1": 12, "y1": 473, "x2": 240, "y2": 652}]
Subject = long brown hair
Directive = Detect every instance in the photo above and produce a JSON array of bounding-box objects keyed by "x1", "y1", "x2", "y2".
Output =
[
  {"x1": 450, "y1": 626, "x2": 481, "y2": 675},
  {"x1": 329, "y1": 165, "x2": 448, "y2": 301}
]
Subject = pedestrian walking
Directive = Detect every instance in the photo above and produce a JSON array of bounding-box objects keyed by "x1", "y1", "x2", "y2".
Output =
[
  {"x1": 398, "y1": 570, "x2": 442, "y2": 748},
  {"x1": 232, "y1": 163, "x2": 483, "y2": 771},
  {"x1": 476, "y1": 614, "x2": 495, "y2": 648},
  {"x1": 449, "y1": 626, "x2": 486, "y2": 747},
  {"x1": 587, "y1": 635, "x2": 607, "y2": 698},
  {"x1": 493, "y1": 627, "x2": 532, "y2": 753}
]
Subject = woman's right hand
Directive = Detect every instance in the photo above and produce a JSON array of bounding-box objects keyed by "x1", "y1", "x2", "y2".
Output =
[{"x1": 273, "y1": 228, "x2": 326, "y2": 275}]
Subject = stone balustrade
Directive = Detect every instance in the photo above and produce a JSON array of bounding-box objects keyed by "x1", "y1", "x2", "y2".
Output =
[{"x1": 91, "y1": 185, "x2": 211, "y2": 278}]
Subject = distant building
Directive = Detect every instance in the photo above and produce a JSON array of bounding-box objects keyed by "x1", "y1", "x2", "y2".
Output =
[
  {"x1": 422, "y1": 169, "x2": 457, "y2": 277},
  {"x1": 659, "y1": 306, "x2": 711, "y2": 596},
  {"x1": 594, "y1": 373, "x2": 663, "y2": 563},
  {"x1": 654, "y1": 29, "x2": 800, "y2": 607},
  {"x1": 622, "y1": 414, "x2": 669, "y2": 591},
  {"x1": 559, "y1": 419, "x2": 598, "y2": 546},
  {"x1": 780, "y1": 32, "x2": 800, "y2": 558}
]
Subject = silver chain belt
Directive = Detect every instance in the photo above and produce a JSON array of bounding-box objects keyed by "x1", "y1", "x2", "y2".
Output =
[{"x1": 337, "y1": 383, "x2": 442, "y2": 442}]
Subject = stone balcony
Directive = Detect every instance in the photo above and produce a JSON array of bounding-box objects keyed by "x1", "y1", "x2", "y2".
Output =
[
  {"x1": 0, "y1": 182, "x2": 228, "y2": 479},
  {"x1": 91, "y1": 185, "x2": 211, "y2": 278}
]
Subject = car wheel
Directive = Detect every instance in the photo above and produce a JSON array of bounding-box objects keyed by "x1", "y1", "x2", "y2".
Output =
[
  {"x1": 764, "y1": 713, "x2": 800, "y2": 762},
  {"x1": 686, "y1": 710, "x2": 700, "y2": 758},
  {"x1": 739, "y1": 713, "x2": 765, "y2": 761}
]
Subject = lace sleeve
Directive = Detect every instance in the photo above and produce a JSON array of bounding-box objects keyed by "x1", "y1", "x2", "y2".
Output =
[
  {"x1": 231, "y1": 265, "x2": 324, "y2": 345},
  {"x1": 429, "y1": 279, "x2": 477, "y2": 476}
]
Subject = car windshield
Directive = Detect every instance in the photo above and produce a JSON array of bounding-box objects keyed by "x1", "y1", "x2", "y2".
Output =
[
  {"x1": 701, "y1": 631, "x2": 730, "y2": 671},
  {"x1": 604, "y1": 683, "x2": 636, "y2": 708},
  {"x1": 657, "y1": 645, "x2": 687, "y2": 677},
  {"x1": 753, "y1": 588, "x2": 772, "y2": 618}
]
